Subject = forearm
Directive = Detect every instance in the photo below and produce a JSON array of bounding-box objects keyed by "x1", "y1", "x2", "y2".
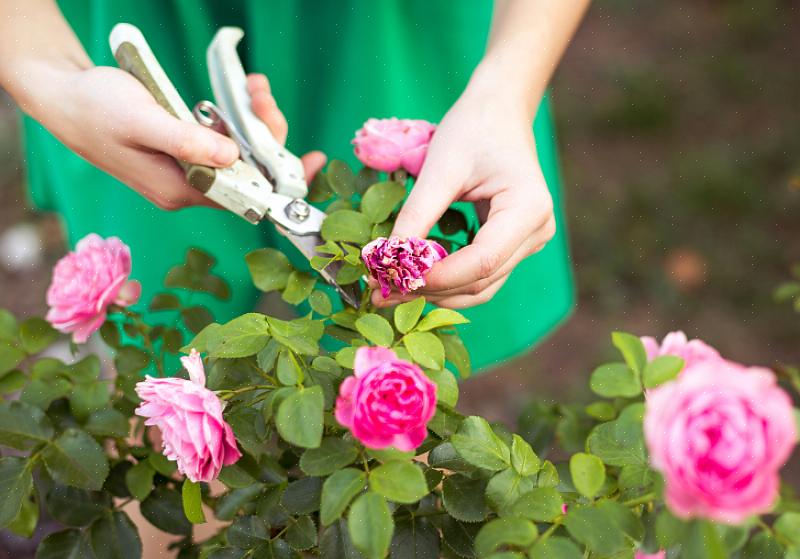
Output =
[
  {"x1": 467, "y1": 0, "x2": 591, "y2": 120},
  {"x1": 0, "y1": 0, "x2": 92, "y2": 117}
]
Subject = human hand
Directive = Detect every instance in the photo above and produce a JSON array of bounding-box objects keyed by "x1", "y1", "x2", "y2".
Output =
[
  {"x1": 25, "y1": 66, "x2": 325, "y2": 210},
  {"x1": 372, "y1": 89, "x2": 556, "y2": 309}
]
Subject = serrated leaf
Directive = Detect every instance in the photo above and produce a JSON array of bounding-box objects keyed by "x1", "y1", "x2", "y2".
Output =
[
  {"x1": 282, "y1": 271, "x2": 316, "y2": 305},
  {"x1": 355, "y1": 314, "x2": 394, "y2": 347},
  {"x1": 451, "y1": 416, "x2": 510, "y2": 471},
  {"x1": 0, "y1": 457, "x2": 32, "y2": 528},
  {"x1": 300, "y1": 438, "x2": 359, "y2": 476},
  {"x1": 369, "y1": 460, "x2": 428, "y2": 504},
  {"x1": 510, "y1": 434, "x2": 540, "y2": 477},
  {"x1": 404, "y1": 331, "x2": 445, "y2": 369},
  {"x1": 276, "y1": 386, "x2": 324, "y2": 448},
  {"x1": 42, "y1": 429, "x2": 109, "y2": 491},
  {"x1": 246, "y1": 248, "x2": 294, "y2": 292},
  {"x1": 415, "y1": 309, "x2": 469, "y2": 332},
  {"x1": 510, "y1": 487, "x2": 564, "y2": 522},
  {"x1": 474, "y1": 518, "x2": 537, "y2": 558},
  {"x1": 348, "y1": 492, "x2": 394, "y2": 559},
  {"x1": 361, "y1": 181, "x2": 406, "y2": 223},
  {"x1": 321, "y1": 210, "x2": 372, "y2": 245},
  {"x1": 442, "y1": 474, "x2": 489, "y2": 523},
  {"x1": 125, "y1": 460, "x2": 154, "y2": 501},
  {"x1": 20, "y1": 317, "x2": 59, "y2": 354},
  {"x1": 208, "y1": 313, "x2": 271, "y2": 358},
  {"x1": 321, "y1": 468, "x2": 367, "y2": 526},
  {"x1": 89, "y1": 511, "x2": 142, "y2": 559},
  {"x1": 0, "y1": 400, "x2": 55, "y2": 450},
  {"x1": 140, "y1": 487, "x2": 191, "y2": 535}
]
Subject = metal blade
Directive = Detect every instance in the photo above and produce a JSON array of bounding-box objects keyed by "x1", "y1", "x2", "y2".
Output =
[{"x1": 277, "y1": 226, "x2": 362, "y2": 309}]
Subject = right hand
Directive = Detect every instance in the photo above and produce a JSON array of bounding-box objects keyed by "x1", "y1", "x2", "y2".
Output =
[{"x1": 28, "y1": 66, "x2": 325, "y2": 210}]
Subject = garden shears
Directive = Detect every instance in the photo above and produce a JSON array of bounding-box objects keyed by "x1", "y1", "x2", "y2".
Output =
[{"x1": 109, "y1": 23, "x2": 360, "y2": 308}]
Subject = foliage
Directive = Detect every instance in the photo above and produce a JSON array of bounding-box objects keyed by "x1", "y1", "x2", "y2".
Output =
[{"x1": 0, "y1": 160, "x2": 798, "y2": 558}]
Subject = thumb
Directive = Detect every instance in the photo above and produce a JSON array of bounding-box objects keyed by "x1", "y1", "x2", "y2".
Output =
[
  {"x1": 391, "y1": 158, "x2": 464, "y2": 239},
  {"x1": 133, "y1": 106, "x2": 239, "y2": 167}
]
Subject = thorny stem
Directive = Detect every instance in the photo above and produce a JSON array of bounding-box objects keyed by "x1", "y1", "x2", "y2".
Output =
[
  {"x1": 622, "y1": 492, "x2": 656, "y2": 508},
  {"x1": 217, "y1": 384, "x2": 274, "y2": 400}
]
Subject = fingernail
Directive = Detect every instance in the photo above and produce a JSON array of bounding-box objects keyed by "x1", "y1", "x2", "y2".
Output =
[{"x1": 213, "y1": 138, "x2": 238, "y2": 165}]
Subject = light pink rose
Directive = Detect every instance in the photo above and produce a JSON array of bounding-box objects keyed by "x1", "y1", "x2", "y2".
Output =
[
  {"x1": 362, "y1": 236, "x2": 447, "y2": 298},
  {"x1": 352, "y1": 117, "x2": 436, "y2": 177},
  {"x1": 644, "y1": 360, "x2": 796, "y2": 524},
  {"x1": 635, "y1": 551, "x2": 666, "y2": 559},
  {"x1": 45, "y1": 234, "x2": 141, "y2": 343},
  {"x1": 335, "y1": 346, "x2": 437, "y2": 451},
  {"x1": 640, "y1": 331, "x2": 721, "y2": 370},
  {"x1": 135, "y1": 350, "x2": 242, "y2": 483}
]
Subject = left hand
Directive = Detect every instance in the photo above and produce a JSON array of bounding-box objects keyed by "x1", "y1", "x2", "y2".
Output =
[{"x1": 373, "y1": 89, "x2": 556, "y2": 309}]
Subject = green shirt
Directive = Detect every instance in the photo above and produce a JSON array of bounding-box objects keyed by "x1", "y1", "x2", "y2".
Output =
[{"x1": 24, "y1": 0, "x2": 574, "y2": 372}]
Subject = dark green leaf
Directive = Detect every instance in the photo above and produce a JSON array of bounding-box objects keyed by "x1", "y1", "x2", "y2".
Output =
[
  {"x1": 215, "y1": 485, "x2": 262, "y2": 521},
  {"x1": 246, "y1": 248, "x2": 294, "y2": 292},
  {"x1": 36, "y1": 529, "x2": 96, "y2": 559},
  {"x1": 742, "y1": 531, "x2": 784, "y2": 559},
  {"x1": 300, "y1": 437, "x2": 359, "y2": 476},
  {"x1": 510, "y1": 487, "x2": 563, "y2": 522},
  {"x1": 394, "y1": 298, "x2": 426, "y2": 334},
  {"x1": 590, "y1": 362, "x2": 641, "y2": 398},
  {"x1": 181, "y1": 306, "x2": 214, "y2": 334},
  {"x1": 276, "y1": 386, "x2": 324, "y2": 448},
  {"x1": 328, "y1": 160, "x2": 357, "y2": 198},
  {"x1": 442, "y1": 474, "x2": 489, "y2": 523},
  {"x1": 564, "y1": 505, "x2": 627, "y2": 556},
  {"x1": 404, "y1": 331, "x2": 445, "y2": 370},
  {"x1": 474, "y1": 518, "x2": 537, "y2": 558},
  {"x1": 0, "y1": 400, "x2": 55, "y2": 450},
  {"x1": 149, "y1": 292, "x2": 181, "y2": 311},
  {"x1": 0, "y1": 341, "x2": 26, "y2": 375},
  {"x1": 321, "y1": 210, "x2": 372, "y2": 245},
  {"x1": 89, "y1": 511, "x2": 142, "y2": 559},
  {"x1": 391, "y1": 516, "x2": 440, "y2": 559},
  {"x1": 683, "y1": 520, "x2": 727, "y2": 559},
  {"x1": 361, "y1": 181, "x2": 406, "y2": 223},
  {"x1": 148, "y1": 452, "x2": 178, "y2": 477},
  {"x1": 42, "y1": 429, "x2": 109, "y2": 490},
  {"x1": 586, "y1": 403, "x2": 647, "y2": 467},
  {"x1": 0, "y1": 457, "x2": 32, "y2": 528},
  {"x1": 355, "y1": 314, "x2": 394, "y2": 346},
  {"x1": 348, "y1": 492, "x2": 394, "y2": 559},
  {"x1": 528, "y1": 537, "x2": 582, "y2": 559},
  {"x1": 8, "y1": 490, "x2": 38, "y2": 538},
  {"x1": 46, "y1": 484, "x2": 110, "y2": 527},
  {"x1": 114, "y1": 346, "x2": 151, "y2": 376},
  {"x1": 451, "y1": 416, "x2": 511, "y2": 471},
  {"x1": 0, "y1": 308, "x2": 18, "y2": 341},
  {"x1": 0, "y1": 369, "x2": 25, "y2": 393},
  {"x1": 369, "y1": 460, "x2": 428, "y2": 504},
  {"x1": 125, "y1": 460, "x2": 155, "y2": 500},
  {"x1": 438, "y1": 208, "x2": 469, "y2": 236},
  {"x1": 509, "y1": 434, "x2": 540, "y2": 477},
  {"x1": 281, "y1": 476, "x2": 323, "y2": 515},
  {"x1": 227, "y1": 515, "x2": 269, "y2": 548},
  {"x1": 321, "y1": 468, "x2": 367, "y2": 526},
  {"x1": 485, "y1": 468, "x2": 534, "y2": 515},
  {"x1": 140, "y1": 487, "x2": 192, "y2": 535},
  {"x1": 286, "y1": 515, "x2": 318, "y2": 551},
  {"x1": 441, "y1": 516, "x2": 481, "y2": 558},
  {"x1": 320, "y1": 519, "x2": 365, "y2": 559},
  {"x1": 426, "y1": 368, "x2": 458, "y2": 407},
  {"x1": 85, "y1": 409, "x2": 129, "y2": 438},
  {"x1": 70, "y1": 382, "x2": 110, "y2": 420},
  {"x1": 20, "y1": 317, "x2": 59, "y2": 354}
]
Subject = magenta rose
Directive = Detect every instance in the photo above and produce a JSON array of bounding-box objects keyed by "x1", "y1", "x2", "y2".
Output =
[
  {"x1": 45, "y1": 234, "x2": 141, "y2": 343},
  {"x1": 335, "y1": 346, "x2": 437, "y2": 451},
  {"x1": 641, "y1": 330, "x2": 721, "y2": 370},
  {"x1": 135, "y1": 350, "x2": 242, "y2": 482},
  {"x1": 352, "y1": 117, "x2": 436, "y2": 177},
  {"x1": 362, "y1": 236, "x2": 447, "y2": 298},
  {"x1": 644, "y1": 359, "x2": 796, "y2": 524}
]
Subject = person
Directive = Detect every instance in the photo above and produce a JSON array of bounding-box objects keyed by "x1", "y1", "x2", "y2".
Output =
[{"x1": 0, "y1": 0, "x2": 588, "y2": 372}]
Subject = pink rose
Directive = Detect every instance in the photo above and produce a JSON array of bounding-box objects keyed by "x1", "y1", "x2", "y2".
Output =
[
  {"x1": 362, "y1": 236, "x2": 447, "y2": 298},
  {"x1": 135, "y1": 350, "x2": 242, "y2": 483},
  {"x1": 46, "y1": 234, "x2": 141, "y2": 343},
  {"x1": 335, "y1": 346, "x2": 437, "y2": 451},
  {"x1": 640, "y1": 331, "x2": 721, "y2": 370},
  {"x1": 644, "y1": 360, "x2": 796, "y2": 524},
  {"x1": 352, "y1": 117, "x2": 436, "y2": 177},
  {"x1": 635, "y1": 552, "x2": 666, "y2": 559}
]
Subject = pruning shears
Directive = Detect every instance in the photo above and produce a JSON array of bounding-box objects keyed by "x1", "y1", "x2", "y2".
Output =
[{"x1": 109, "y1": 23, "x2": 360, "y2": 308}]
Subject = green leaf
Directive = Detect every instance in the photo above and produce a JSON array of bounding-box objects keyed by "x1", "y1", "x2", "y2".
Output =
[
  {"x1": 321, "y1": 210, "x2": 372, "y2": 245},
  {"x1": 654, "y1": 508, "x2": 685, "y2": 549},
  {"x1": 348, "y1": 492, "x2": 394, "y2": 559},
  {"x1": 276, "y1": 386, "x2": 324, "y2": 448},
  {"x1": 597, "y1": 500, "x2": 643, "y2": 542},
  {"x1": 586, "y1": 403, "x2": 647, "y2": 467},
  {"x1": 510, "y1": 487, "x2": 563, "y2": 522},
  {"x1": 312, "y1": 356, "x2": 342, "y2": 375},
  {"x1": 8, "y1": 490, "x2": 38, "y2": 538},
  {"x1": 415, "y1": 309, "x2": 469, "y2": 332},
  {"x1": 369, "y1": 460, "x2": 428, "y2": 504},
  {"x1": 67, "y1": 355, "x2": 101, "y2": 383},
  {"x1": 41, "y1": 429, "x2": 110, "y2": 491},
  {"x1": 36, "y1": 529, "x2": 95, "y2": 559},
  {"x1": 150, "y1": 292, "x2": 181, "y2": 311},
  {"x1": 642, "y1": 355, "x2": 685, "y2": 389},
  {"x1": 181, "y1": 305, "x2": 214, "y2": 334},
  {"x1": 361, "y1": 181, "x2": 406, "y2": 223},
  {"x1": 404, "y1": 331, "x2": 445, "y2": 369},
  {"x1": 569, "y1": 453, "x2": 605, "y2": 499},
  {"x1": 148, "y1": 451, "x2": 177, "y2": 477},
  {"x1": 394, "y1": 298, "x2": 426, "y2": 334},
  {"x1": 21, "y1": 378, "x2": 71, "y2": 409},
  {"x1": 309, "y1": 169, "x2": 334, "y2": 202},
  {"x1": 286, "y1": 515, "x2": 318, "y2": 551},
  {"x1": 438, "y1": 208, "x2": 469, "y2": 236},
  {"x1": 391, "y1": 516, "x2": 440, "y2": 559},
  {"x1": 281, "y1": 476, "x2": 323, "y2": 515},
  {"x1": 564, "y1": 505, "x2": 627, "y2": 556},
  {"x1": 70, "y1": 382, "x2": 110, "y2": 420},
  {"x1": 336, "y1": 347, "x2": 357, "y2": 369},
  {"x1": 300, "y1": 437, "x2": 359, "y2": 476},
  {"x1": 426, "y1": 368, "x2": 458, "y2": 407},
  {"x1": 485, "y1": 468, "x2": 534, "y2": 515},
  {"x1": 528, "y1": 537, "x2": 582, "y2": 559},
  {"x1": 474, "y1": 517, "x2": 537, "y2": 558},
  {"x1": 282, "y1": 271, "x2": 317, "y2": 305},
  {"x1": 114, "y1": 346, "x2": 151, "y2": 376},
  {"x1": 228, "y1": 515, "x2": 269, "y2": 548},
  {"x1": 451, "y1": 416, "x2": 511, "y2": 471},
  {"x1": 0, "y1": 369, "x2": 25, "y2": 393},
  {"x1": 89, "y1": 511, "x2": 143, "y2": 559},
  {"x1": 440, "y1": 332, "x2": 472, "y2": 378},
  {"x1": 683, "y1": 520, "x2": 727, "y2": 559},
  {"x1": 0, "y1": 308, "x2": 18, "y2": 341},
  {"x1": 246, "y1": 248, "x2": 293, "y2": 292},
  {"x1": 209, "y1": 313, "x2": 271, "y2": 358},
  {"x1": 0, "y1": 341, "x2": 25, "y2": 375},
  {"x1": 0, "y1": 457, "x2": 32, "y2": 528},
  {"x1": 182, "y1": 479, "x2": 206, "y2": 524},
  {"x1": 327, "y1": 160, "x2": 357, "y2": 199},
  {"x1": 276, "y1": 349, "x2": 303, "y2": 385},
  {"x1": 510, "y1": 434, "x2": 540, "y2": 476},
  {"x1": 320, "y1": 520, "x2": 364, "y2": 559},
  {"x1": 125, "y1": 460, "x2": 155, "y2": 501},
  {"x1": 20, "y1": 317, "x2": 59, "y2": 354},
  {"x1": 85, "y1": 409, "x2": 129, "y2": 438},
  {"x1": 612, "y1": 331, "x2": 648, "y2": 373},
  {"x1": 309, "y1": 290, "x2": 333, "y2": 315},
  {"x1": 742, "y1": 531, "x2": 784, "y2": 559},
  {"x1": 321, "y1": 468, "x2": 367, "y2": 526},
  {"x1": 776, "y1": 512, "x2": 800, "y2": 546},
  {"x1": 0, "y1": 400, "x2": 55, "y2": 450},
  {"x1": 441, "y1": 517, "x2": 481, "y2": 558},
  {"x1": 585, "y1": 401, "x2": 617, "y2": 421},
  {"x1": 590, "y1": 363, "x2": 641, "y2": 398},
  {"x1": 45, "y1": 484, "x2": 110, "y2": 527},
  {"x1": 441, "y1": 474, "x2": 489, "y2": 523},
  {"x1": 355, "y1": 314, "x2": 394, "y2": 347},
  {"x1": 140, "y1": 487, "x2": 192, "y2": 535}
]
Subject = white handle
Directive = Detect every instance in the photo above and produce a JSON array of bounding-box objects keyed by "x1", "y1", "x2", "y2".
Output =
[{"x1": 207, "y1": 27, "x2": 308, "y2": 199}]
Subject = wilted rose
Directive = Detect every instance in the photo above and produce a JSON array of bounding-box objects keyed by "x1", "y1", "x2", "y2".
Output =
[
  {"x1": 46, "y1": 234, "x2": 140, "y2": 343},
  {"x1": 644, "y1": 359, "x2": 796, "y2": 523},
  {"x1": 135, "y1": 350, "x2": 242, "y2": 483},
  {"x1": 362, "y1": 236, "x2": 447, "y2": 298},
  {"x1": 352, "y1": 117, "x2": 436, "y2": 177},
  {"x1": 335, "y1": 346, "x2": 437, "y2": 451}
]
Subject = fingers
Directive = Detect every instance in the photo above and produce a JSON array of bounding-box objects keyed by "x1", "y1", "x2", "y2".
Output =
[
  {"x1": 301, "y1": 151, "x2": 327, "y2": 181},
  {"x1": 247, "y1": 73, "x2": 289, "y2": 144},
  {"x1": 131, "y1": 105, "x2": 239, "y2": 167},
  {"x1": 372, "y1": 271, "x2": 511, "y2": 309},
  {"x1": 391, "y1": 149, "x2": 467, "y2": 239}
]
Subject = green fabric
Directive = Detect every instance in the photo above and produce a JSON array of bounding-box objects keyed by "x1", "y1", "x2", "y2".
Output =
[{"x1": 24, "y1": 0, "x2": 574, "y2": 372}]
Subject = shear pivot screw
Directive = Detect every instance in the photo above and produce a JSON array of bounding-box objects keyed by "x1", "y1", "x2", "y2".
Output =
[{"x1": 286, "y1": 199, "x2": 311, "y2": 223}]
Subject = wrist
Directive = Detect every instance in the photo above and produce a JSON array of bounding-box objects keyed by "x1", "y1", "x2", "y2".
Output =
[
  {"x1": 2, "y1": 55, "x2": 92, "y2": 119},
  {"x1": 464, "y1": 53, "x2": 548, "y2": 123}
]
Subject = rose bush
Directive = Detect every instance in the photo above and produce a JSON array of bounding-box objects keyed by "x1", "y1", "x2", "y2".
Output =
[{"x1": 0, "y1": 137, "x2": 799, "y2": 559}]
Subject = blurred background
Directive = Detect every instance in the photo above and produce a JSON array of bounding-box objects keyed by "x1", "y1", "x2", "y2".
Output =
[{"x1": 0, "y1": 1, "x2": 799, "y2": 426}]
